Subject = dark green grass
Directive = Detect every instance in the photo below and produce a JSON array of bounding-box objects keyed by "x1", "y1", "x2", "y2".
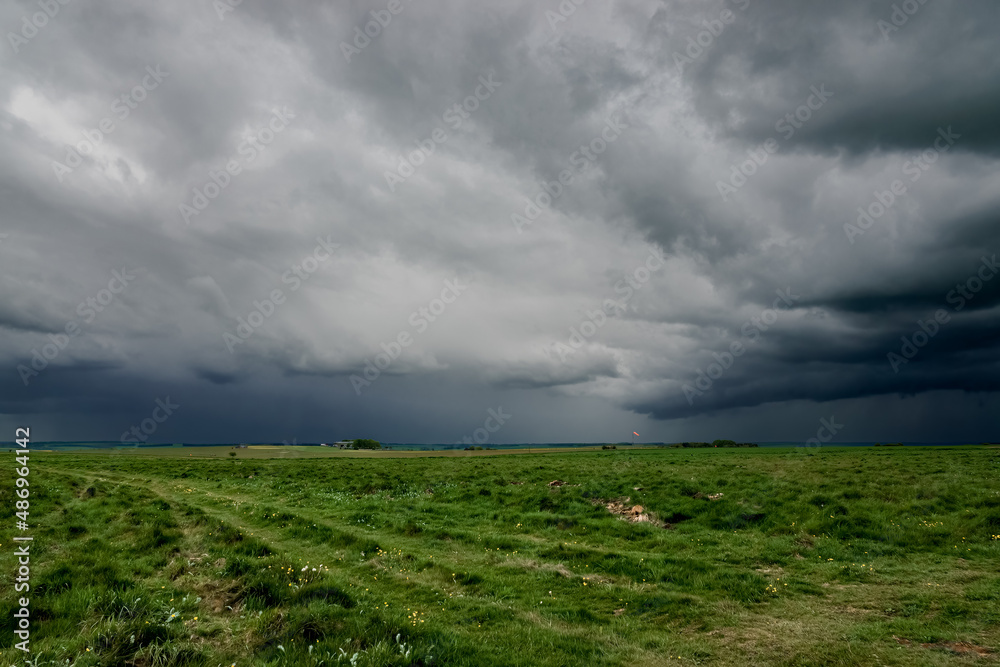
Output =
[{"x1": 1, "y1": 446, "x2": 998, "y2": 665}]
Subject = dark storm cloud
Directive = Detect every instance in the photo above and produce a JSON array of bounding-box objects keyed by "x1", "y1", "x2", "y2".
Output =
[
  {"x1": 0, "y1": 0, "x2": 997, "y2": 444},
  {"x1": 679, "y1": 0, "x2": 1000, "y2": 156}
]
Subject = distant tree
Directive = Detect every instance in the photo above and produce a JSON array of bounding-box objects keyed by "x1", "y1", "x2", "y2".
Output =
[
  {"x1": 712, "y1": 439, "x2": 737, "y2": 448},
  {"x1": 229, "y1": 452, "x2": 236, "y2": 458},
  {"x1": 353, "y1": 438, "x2": 382, "y2": 450}
]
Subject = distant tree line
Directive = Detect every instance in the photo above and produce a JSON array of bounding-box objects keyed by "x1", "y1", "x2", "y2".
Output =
[
  {"x1": 670, "y1": 439, "x2": 759, "y2": 448},
  {"x1": 352, "y1": 438, "x2": 382, "y2": 449},
  {"x1": 874, "y1": 442, "x2": 903, "y2": 447}
]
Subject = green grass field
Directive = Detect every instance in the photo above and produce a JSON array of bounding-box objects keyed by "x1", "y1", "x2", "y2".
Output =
[{"x1": 2, "y1": 446, "x2": 999, "y2": 666}]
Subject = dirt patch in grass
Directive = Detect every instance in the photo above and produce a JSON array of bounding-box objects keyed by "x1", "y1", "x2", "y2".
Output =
[
  {"x1": 835, "y1": 605, "x2": 876, "y2": 616},
  {"x1": 518, "y1": 558, "x2": 574, "y2": 577},
  {"x1": 183, "y1": 552, "x2": 212, "y2": 564},
  {"x1": 795, "y1": 536, "x2": 815, "y2": 550},
  {"x1": 520, "y1": 555, "x2": 619, "y2": 585},
  {"x1": 893, "y1": 636, "x2": 994, "y2": 656},
  {"x1": 190, "y1": 578, "x2": 243, "y2": 614},
  {"x1": 591, "y1": 497, "x2": 667, "y2": 527},
  {"x1": 754, "y1": 567, "x2": 785, "y2": 575}
]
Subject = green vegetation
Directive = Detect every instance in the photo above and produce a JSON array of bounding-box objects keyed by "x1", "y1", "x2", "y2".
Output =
[
  {"x1": 1, "y1": 446, "x2": 998, "y2": 665},
  {"x1": 353, "y1": 439, "x2": 382, "y2": 450},
  {"x1": 671, "y1": 441, "x2": 759, "y2": 448}
]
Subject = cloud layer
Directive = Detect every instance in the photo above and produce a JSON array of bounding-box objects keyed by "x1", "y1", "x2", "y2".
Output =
[{"x1": 1, "y1": 0, "x2": 998, "y2": 444}]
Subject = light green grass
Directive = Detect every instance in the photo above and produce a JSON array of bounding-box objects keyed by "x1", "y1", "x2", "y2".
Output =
[{"x1": 1, "y1": 446, "x2": 998, "y2": 665}]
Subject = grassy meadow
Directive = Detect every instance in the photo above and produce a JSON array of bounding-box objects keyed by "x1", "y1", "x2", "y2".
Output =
[{"x1": 1, "y1": 445, "x2": 999, "y2": 666}]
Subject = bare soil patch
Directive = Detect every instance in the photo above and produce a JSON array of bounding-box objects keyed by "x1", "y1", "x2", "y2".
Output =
[{"x1": 893, "y1": 636, "x2": 994, "y2": 656}]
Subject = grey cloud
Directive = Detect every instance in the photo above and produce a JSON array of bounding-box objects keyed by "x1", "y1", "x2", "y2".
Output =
[{"x1": 0, "y1": 0, "x2": 997, "y2": 444}]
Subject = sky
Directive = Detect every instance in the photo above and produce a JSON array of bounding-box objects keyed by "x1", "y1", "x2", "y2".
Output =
[{"x1": 1, "y1": 0, "x2": 998, "y2": 445}]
